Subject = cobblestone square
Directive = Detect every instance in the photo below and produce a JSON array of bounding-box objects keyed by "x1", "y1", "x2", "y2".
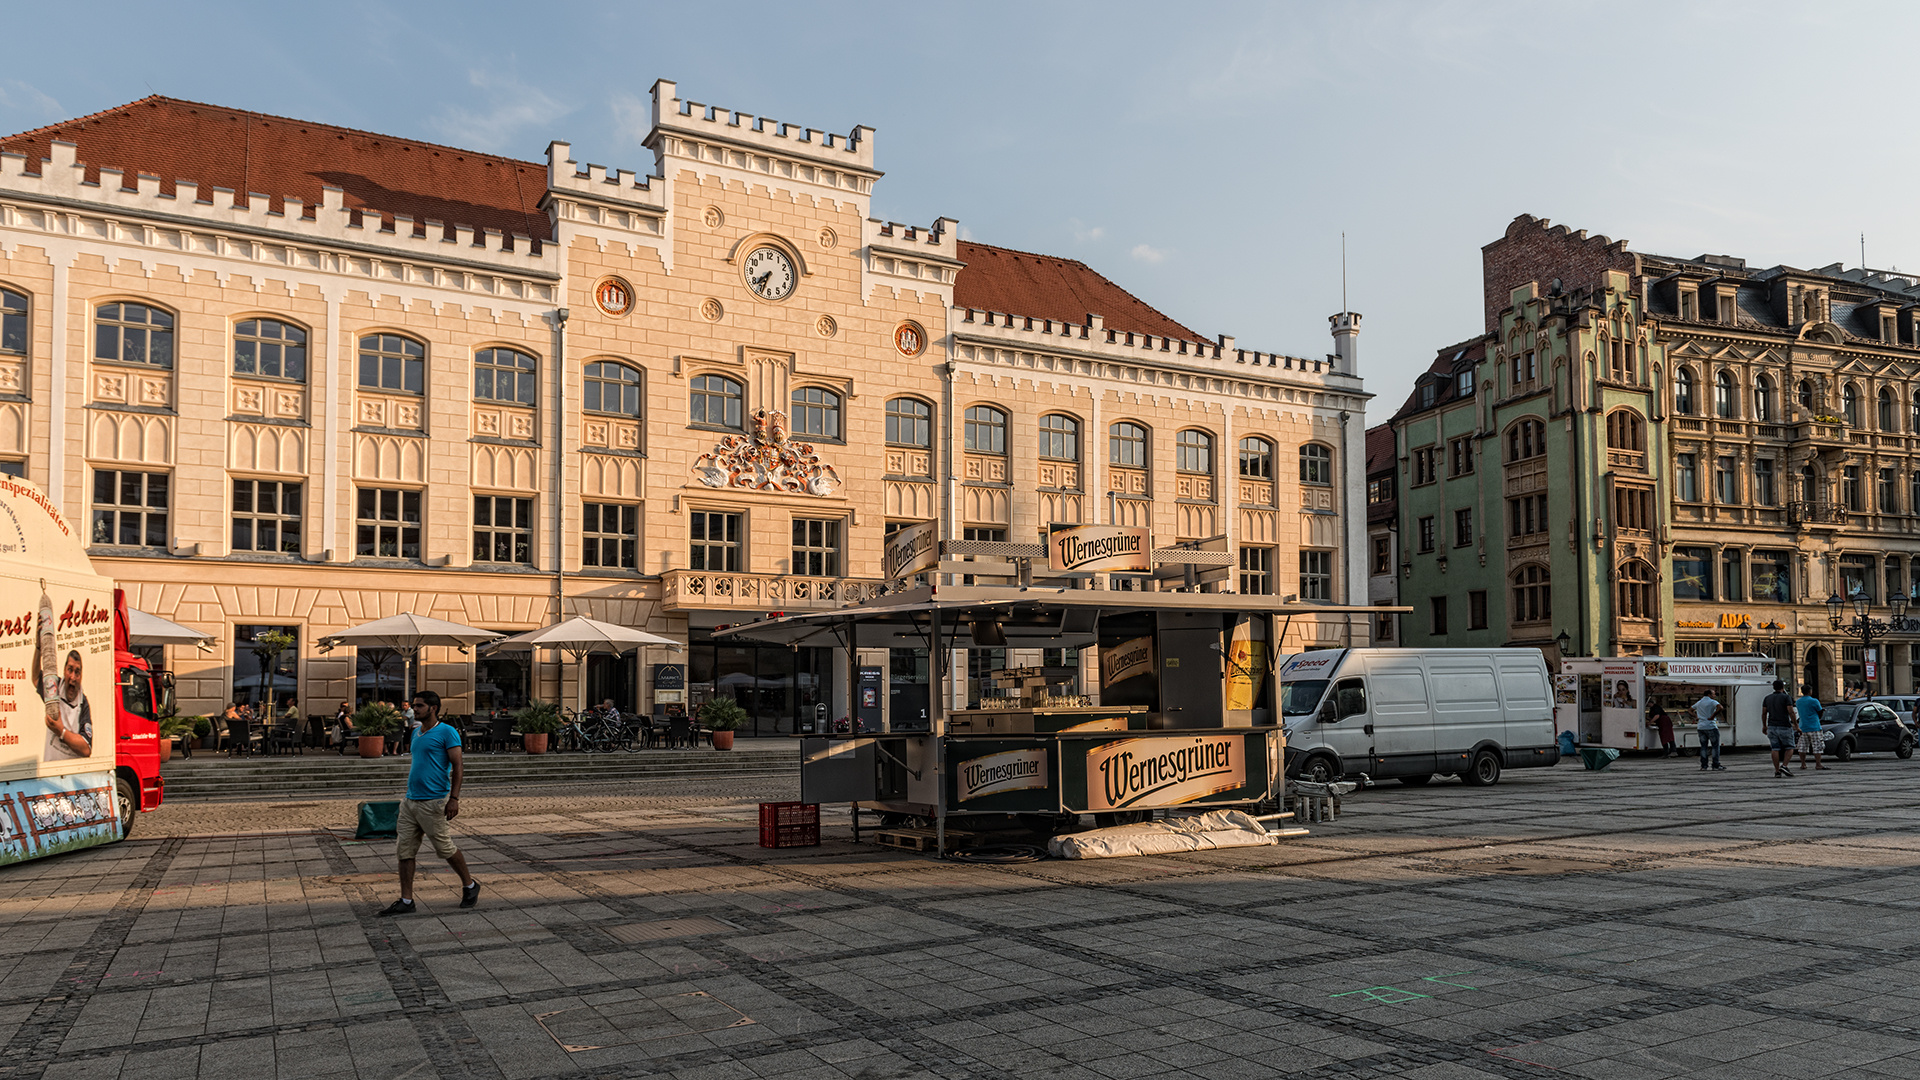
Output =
[{"x1": 3, "y1": 753, "x2": 1919, "y2": 1079}]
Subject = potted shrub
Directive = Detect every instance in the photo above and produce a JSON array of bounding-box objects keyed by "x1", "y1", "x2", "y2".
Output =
[
  {"x1": 158, "y1": 714, "x2": 199, "y2": 760},
  {"x1": 698, "y1": 697, "x2": 747, "y2": 751},
  {"x1": 194, "y1": 715, "x2": 214, "y2": 751},
  {"x1": 353, "y1": 702, "x2": 402, "y2": 758},
  {"x1": 514, "y1": 702, "x2": 560, "y2": 754}
]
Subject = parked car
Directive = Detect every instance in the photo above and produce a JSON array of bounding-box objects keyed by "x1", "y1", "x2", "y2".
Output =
[
  {"x1": 1864, "y1": 696, "x2": 1919, "y2": 731},
  {"x1": 1816, "y1": 701, "x2": 1915, "y2": 760}
]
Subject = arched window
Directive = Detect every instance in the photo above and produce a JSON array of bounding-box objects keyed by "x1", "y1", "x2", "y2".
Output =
[
  {"x1": 1801, "y1": 463, "x2": 1820, "y2": 503},
  {"x1": 1616, "y1": 561, "x2": 1655, "y2": 620},
  {"x1": 1798, "y1": 379, "x2": 1815, "y2": 411},
  {"x1": 584, "y1": 361, "x2": 641, "y2": 417},
  {"x1": 885, "y1": 398, "x2": 931, "y2": 447},
  {"x1": 1880, "y1": 388, "x2": 1898, "y2": 432},
  {"x1": 1176, "y1": 430, "x2": 1213, "y2": 474},
  {"x1": 1606, "y1": 410, "x2": 1645, "y2": 451},
  {"x1": 97, "y1": 302, "x2": 175, "y2": 368},
  {"x1": 689, "y1": 374, "x2": 743, "y2": 429},
  {"x1": 473, "y1": 347, "x2": 536, "y2": 405},
  {"x1": 1844, "y1": 384, "x2": 1861, "y2": 426},
  {"x1": 1606, "y1": 333, "x2": 1629, "y2": 380},
  {"x1": 1674, "y1": 367, "x2": 1696, "y2": 415},
  {"x1": 1038, "y1": 414, "x2": 1079, "y2": 461},
  {"x1": 964, "y1": 405, "x2": 1007, "y2": 454},
  {"x1": 233, "y1": 319, "x2": 308, "y2": 381},
  {"x1": 1109, "y1": 422, "x2": 1147, "y2": 467},
  {"x1": 1714, "y1": 371, "x2": 1736, "y2": 418},
  {"x1": 358, "y1": 333, "x2": 423, "y2": 394},
  {"x1": 1238, "y1": 437, "x2": 1273, "y2": 478},
  {"x1": 790, "y1": 386, "x2": 841, "y2": 439},
  {"x1": 1506, "y1": 419, "x2": 1544, "y2": 462},
  {"x1": 0, "y1": 288, "x2": 23, "y2": 355},
  {"x1": 1299, "y1": 443, "x2": 1332, "y2": 486},
  {"x1": 1754, "y1": 375, "x2": 1775, "y2": 422},
  {"x1": 1512, "y1": 565, "x2": 1551, "y2": 624}
]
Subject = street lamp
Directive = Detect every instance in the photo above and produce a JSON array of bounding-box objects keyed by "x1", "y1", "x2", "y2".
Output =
[
  {"x1": 1827, "y1": 593, "x2": 1913, "y2": 698},
  {"x1": 1555, "y1": 630, "x2": 1571, "y2": 658}
]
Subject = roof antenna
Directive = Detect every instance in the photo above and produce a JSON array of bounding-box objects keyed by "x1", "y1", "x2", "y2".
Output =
[
  {"x1": 1862, "y1": 232, "x2": 1867, "y2": 272},
  {"x1": 1341, "y1": 231, "x2": 1348, "y2": 313}
]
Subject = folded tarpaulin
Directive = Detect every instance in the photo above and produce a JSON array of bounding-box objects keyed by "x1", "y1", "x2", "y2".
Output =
[{"x1": 1047, "y1": 810, "x2": 1296, "y2": 859}]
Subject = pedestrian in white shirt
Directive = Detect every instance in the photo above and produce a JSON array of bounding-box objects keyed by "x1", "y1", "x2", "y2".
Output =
[{"x1": 1694, "y1": 691, "x2": 1724, "y2": 772}]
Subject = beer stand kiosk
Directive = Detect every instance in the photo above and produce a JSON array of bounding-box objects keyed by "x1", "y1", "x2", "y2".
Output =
[{"x1": 716, "y1": 523, "x2": 1405, "y2": 856}]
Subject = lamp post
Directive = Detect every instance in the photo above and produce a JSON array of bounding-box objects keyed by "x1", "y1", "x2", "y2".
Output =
[
  {"x1": 1827, "y1": 593, "x2": 1912, "y2": 699},
  {"x1": 1554, "y1": 630, "x2": 1571, "y2": 661}
]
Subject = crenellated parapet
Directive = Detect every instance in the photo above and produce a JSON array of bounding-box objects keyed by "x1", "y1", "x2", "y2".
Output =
[
  {"x1": 646, "y1": 79, "x2": 878, "y2": 197},
  {"x1": 952, "y1": 307, "x2": 1358, "y2": 390},
  {"x1": 543, "y1": 142, "x2": 666, "y2": 245},
  {"x1": 0, "y1": 140, "x2": 556, "y2": 285},
  {"x1": 863, "y1": 216, "x2": 960, "y2": 301}
]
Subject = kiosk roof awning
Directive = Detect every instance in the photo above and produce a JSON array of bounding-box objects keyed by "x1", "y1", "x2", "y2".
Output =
[{"x1": 710, "y1": 585, "x2": 1406, "y2": 650}]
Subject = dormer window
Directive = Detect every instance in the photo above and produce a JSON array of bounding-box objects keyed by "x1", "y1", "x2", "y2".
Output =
[
  {"x1": 1420, "y1": 382, "x2": 1436, "y2": 408},
  {"x1": 1679, "y1": 287, "x2": 1699, "y2": 321},
  {"x1": 1457, "y1": 369, "x2": 1475, "y2": 397}
]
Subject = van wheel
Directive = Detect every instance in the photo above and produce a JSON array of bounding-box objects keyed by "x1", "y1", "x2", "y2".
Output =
[
  {"x1": 115, "y1": 777, "x2": 137, "y2": 839},
  {"x1": 1398, "y1": 774, "x2": 1433, "y2": 786},
  {"x1": 1833, "y1": 738, "x2": 1855, "y2": 762},
  {"x1": 1462, "y1": 751, "x2": 1502, "y2": 787},
  {"x1": 1298, "y1": 756, "x2": 1339, "y2": 784},
  {"x1": 1897, "y1": 738, "x2": 1914, "y2": 760}
]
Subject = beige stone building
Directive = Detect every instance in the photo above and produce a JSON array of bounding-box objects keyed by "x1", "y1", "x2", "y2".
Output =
[{"x1": 0, "y1": 83, "x2": 1369, "y2": 732}]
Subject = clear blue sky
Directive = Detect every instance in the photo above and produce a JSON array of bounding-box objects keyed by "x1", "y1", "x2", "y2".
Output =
[{"x1": 3, "y1": 1, "x2": 1912, "y2": 407}]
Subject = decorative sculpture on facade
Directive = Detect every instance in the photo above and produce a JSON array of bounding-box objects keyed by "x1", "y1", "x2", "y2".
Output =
[{"x1": 693, "y1": 408, "x2": 842, "y2": 496}]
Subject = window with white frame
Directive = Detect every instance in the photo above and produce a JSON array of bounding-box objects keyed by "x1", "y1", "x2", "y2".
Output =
[
  {"x1": 1238, "y1": 546, "x2": 1273, "y2": 595},
  {"x1": 355, "y1": 488, "x2": 421, "y2": 559},
  {"x1": 690, "y1": 511, "x2": 742, "y2": 571},
  {"x1": 91, "y1": 470, "x2": 169, "y2": 548},
  {"x1": 231, "y1": 478, "x2": 301, "y2": 555},
  {"x1": 791, "y1": 518, "x2": 842, "y2": 577},
  {"x1": 1299, "y1": 550, "x2": 1332, "y2": 600},
  {"x1": 582, "y1": 503, "x2": 638, "y2": 570}
]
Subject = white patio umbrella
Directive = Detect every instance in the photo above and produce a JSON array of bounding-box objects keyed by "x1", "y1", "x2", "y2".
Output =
[
  {"x1": 485, "y1": 616, "x2": 681, "y2": 713},
  {"x1": 127, "y1": 609, "x2": 216, "y2": 651},
  {"x1": 318, "y1": 614, "x2": 502, "y2": 703}
]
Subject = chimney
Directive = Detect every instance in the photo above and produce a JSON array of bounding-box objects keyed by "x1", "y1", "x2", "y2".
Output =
[{"x1": 1328, "y1": 311, "x2": 1361, "y2": 373}]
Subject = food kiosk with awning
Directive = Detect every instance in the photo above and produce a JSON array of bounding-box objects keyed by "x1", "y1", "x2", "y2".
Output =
[
  {"x1": 1556, "y1": 656, "x2": 1777, "y2": 751},
  {"x1": 717, "y1": 566, "x2": 1401, "y2": 855}
]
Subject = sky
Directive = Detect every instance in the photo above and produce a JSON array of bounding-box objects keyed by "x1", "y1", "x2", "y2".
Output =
[{"x1": 2, "y1": 0, "x2": 1914, "y2": 408}]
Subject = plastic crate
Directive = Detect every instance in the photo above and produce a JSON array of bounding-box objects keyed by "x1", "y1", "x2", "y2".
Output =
[{"x1": 758, "y1": 801, "x2": 820, "y2": 848}]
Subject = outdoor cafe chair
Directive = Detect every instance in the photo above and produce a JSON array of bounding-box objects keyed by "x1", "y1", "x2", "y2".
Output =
[
  {"x1": 484, "y1": 714, "x2": 516, "y2": 753},
  {"x1": 666, "y1": 715, "x2": 691, "y2": 749},
  {"x1": 225, "y1": 718, "x2": 255, "y2": 756}
]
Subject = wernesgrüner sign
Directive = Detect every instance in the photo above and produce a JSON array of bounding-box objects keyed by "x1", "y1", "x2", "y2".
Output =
[
  {"x1": 882, "y1": 519, "x2": 939, "y2": 580},
  {"x1": 1084, "y1": 736, "x2": 1244, "y2": 811},
  {"x1": 1047, "y1": 523, "x2": 1150, "y2": 574},
  {"x1": 957, "y1": 747, "x2": 1050, "y2": 802}
]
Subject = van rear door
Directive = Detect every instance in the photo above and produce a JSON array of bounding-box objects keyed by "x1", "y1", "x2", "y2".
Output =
[
  {"x1": 1367, "y1": 659, "x2": 1437, "y2": 778},
  {"x1": 1496, "y1": 655, "x2": 1556, "y2": 755}
]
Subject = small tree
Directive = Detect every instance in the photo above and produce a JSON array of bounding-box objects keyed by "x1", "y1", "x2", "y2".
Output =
[{"x1": 249, "y1": 629, "x2": 296, "y2": 712}]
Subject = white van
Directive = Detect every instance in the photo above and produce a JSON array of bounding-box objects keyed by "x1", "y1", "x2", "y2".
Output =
[{"x1": 1277, "y1": 648, "x2": 1561, "y2": 786}]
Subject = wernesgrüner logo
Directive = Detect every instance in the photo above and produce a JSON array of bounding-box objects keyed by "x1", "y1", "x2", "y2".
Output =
[
  {"x1": 1087, "y1": 737, "x2": 1244, "y2": 811},
  {"x1": 958, "y1": 748, "x2": 1049, "y2": 802}
]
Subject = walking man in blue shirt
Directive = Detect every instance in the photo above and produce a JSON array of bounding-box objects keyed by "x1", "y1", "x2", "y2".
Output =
[
  {"x1": 380, "y1": 689, "x2": 479, "y2": 913},
  {"x1": 1793, "y1": 685, "x2": 1828, "y2": 772}
]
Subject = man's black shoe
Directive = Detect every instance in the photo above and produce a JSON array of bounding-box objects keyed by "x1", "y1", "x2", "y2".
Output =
[
  {"x1": 378, "y1": 898, "x2": 417, "y2": 916},
  {"x1": 460, "y1": 881, "x2": 480, "y2": 909}
]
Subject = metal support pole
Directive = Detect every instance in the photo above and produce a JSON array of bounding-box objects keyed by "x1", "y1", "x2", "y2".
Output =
[{"x1": 931, "y1": 606, "x2": 947, "y2": 858}]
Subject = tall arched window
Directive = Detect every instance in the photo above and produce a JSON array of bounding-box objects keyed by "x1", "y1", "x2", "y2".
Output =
[
  {"x1": 689, "y1": 374, "x2": 743, "y2": 429},
  {"x1": 1606, "y1": 410, "x2": 1645, "y2": 451},
  {"x1": 1299, "y1": 443, "x2": 1332, "y2": 486},
  {"x1": 1507, "y1": 419, "x2": 1545, "y2": 462},
  {"x1": 358, "y1": 333, "x2": 424, "y2": 393},
  {"x1": 964, "y1": 405, "x2": 1007, "y2": 454},
  {"x1": 1038, "y1": 414, "x2": 1078, "y2": 461},
  {"x1": 1798, "y1": 379, "x2": 1815, "y2": 411},
  {"x1": 98, "y1": 302, "x2": 175, "y2": 368},
  {"x1": 1176, "y1": 430, "x2": 1213, "y2": 474},
  {"x1": 473, "y1": 347, "x2": 537, "y2": 405},
  {"x1": 1238, "y1": 437, "x2": 1273, "y2": 478},
  {"x1": 886, "y1": 398, "x2": 931, "y2": 448},
  {"x1": 1512, "y1": 565, "x2": 1551, "y2": 624},
  {"x1": 1880, "y1": 388, "x2": 1898, "y2": 432},
  {"x1": 1753, "y1": 375, "x2": 1775, "y2": 422},
  {"x1": 233, "y1": 319, "x2": 308, "y2": 381},
  {"x1": 584, "y1": 361, "x2": 641, "y2": 417},
  {"x1": 0, "y1": 288, "x2": 24, "y2": 355},
  {"x1": 1109, "y1": 422, "x2": 1147, "y2": 467},
  {"x1": 1674, "y1": 368, "x2": 1696, "y2": 414},
  {"x1": 1616, "y1": 561, "x2": 1654, "y2": 620},
  {"x1": 1844, "y1": 384, "x2": 1861, "y2": 426},
  {"x1": 1714, "y1": 370, "x2": 1736, "y2": 418},
  {"x1": 790, "y1": 386, "x2": 841, "y2": 439}
]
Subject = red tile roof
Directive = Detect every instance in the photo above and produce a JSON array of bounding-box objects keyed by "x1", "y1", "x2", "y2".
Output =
[
  {"x1": 0, "y1": 96, "x2": 548, "y2": 240},
  {"x1": 954, "y1": 240, "x2": 1204, "y2": 342},
  {"x1": 1365, "y1": 423, "x2": 1396, "y2": 476}
]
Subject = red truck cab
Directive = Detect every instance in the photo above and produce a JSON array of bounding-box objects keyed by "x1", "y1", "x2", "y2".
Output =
[{"x1": 111, "y1": 589, "x2": 167, "y2": 831}]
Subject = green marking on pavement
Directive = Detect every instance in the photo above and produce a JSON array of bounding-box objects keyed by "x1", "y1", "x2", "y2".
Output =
[
  {"x1": 1423, "y1": 970, "x2": 1479, "y2": 989},
  {"x1": 1330, "y1": 985, "x2": 1430, "y2": 1004}
]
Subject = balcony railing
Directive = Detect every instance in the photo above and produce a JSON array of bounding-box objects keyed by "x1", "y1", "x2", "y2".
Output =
[
  {"x1": 1789, "y1": 420, "x2": 1849, "y2": 446},
  {"x1": 1787, "y1": 501, "x2": 1851, "y2": 526},
  {"x1": 662, "y1": 569, "x2": 887, "y2": 611}
]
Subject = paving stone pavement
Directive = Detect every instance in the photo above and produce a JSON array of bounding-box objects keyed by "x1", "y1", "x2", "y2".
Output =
[{"x1": 3, "y1": 750, "x2": 1920, "y2": 1079}]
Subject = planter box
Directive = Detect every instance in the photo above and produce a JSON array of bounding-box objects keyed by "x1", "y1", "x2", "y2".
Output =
[{"x1": 358, "y1": 735, "x2": 386, "y2": 758}]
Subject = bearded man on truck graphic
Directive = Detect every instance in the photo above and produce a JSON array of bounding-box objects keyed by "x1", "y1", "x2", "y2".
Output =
[{"x1": 44, "y1": 648, "x2": 92, "y2": 759}]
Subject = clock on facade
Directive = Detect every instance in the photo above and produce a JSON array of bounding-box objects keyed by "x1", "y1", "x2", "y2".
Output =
[{"x1": 742, "y1": 246, "x2": 796, "y2": 301}]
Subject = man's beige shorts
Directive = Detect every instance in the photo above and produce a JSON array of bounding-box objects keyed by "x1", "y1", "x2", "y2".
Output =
[{"x1": 396, "y1": 798, "x2": 458, "y2": 860}]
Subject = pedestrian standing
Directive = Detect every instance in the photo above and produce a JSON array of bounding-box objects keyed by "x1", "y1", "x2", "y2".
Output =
[
  {"x1": 1694, "y1": 689, "x2": 1724, "y2": 771},
  {"x1": 379, "y1": 689, "x2": 479, "y2": 914},
  {"x1": 1761, "y1": 679, "x2": 1797, "y2": 778},
  {"x1": 1794, "y1": 685, "x2": 1828, "y2": 771},
  {"x1": 1647, "y1": 703, "x2": 1677, "y2": 757}
]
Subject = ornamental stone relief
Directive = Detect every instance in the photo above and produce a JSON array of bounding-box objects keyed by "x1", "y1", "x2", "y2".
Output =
[{"x1": 693, "y1": 408, "x2": 841, "y2": 497}]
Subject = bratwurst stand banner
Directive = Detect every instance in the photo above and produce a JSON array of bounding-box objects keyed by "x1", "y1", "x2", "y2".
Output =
[{"x1": 1048, "y1": 524, "x2": 1151, "y2": 574}]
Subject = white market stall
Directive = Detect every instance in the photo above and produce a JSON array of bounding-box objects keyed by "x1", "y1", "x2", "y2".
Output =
[{"x1": 1557, "y1": 656, "x2": 1777, "y2": 751}]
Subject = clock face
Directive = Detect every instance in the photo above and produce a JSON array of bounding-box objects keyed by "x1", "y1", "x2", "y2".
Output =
[{"x1": 743, "y1": 246, "x2": 796, "y2": 301}]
